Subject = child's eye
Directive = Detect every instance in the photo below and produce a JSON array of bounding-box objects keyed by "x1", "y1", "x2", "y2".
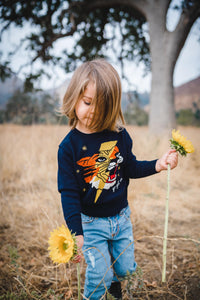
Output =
[{"x1": 83, "y1": 100, "x2": 91, "y2": 106}]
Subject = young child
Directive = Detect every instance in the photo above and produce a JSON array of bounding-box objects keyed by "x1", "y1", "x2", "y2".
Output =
[{"x1": 58, "y1": 59, "x2": 178, "y2": 299}]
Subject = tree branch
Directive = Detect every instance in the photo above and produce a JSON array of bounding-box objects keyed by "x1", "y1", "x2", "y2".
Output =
[
  {"x1": 32, "y1": 0, "x2": 148, "y2": 63},
  {"x1": 32, "y1": 32, "x2": 76, "y2": 63},
  {"x1": 143, "y1": 0, "x2": 171, "y2": 26},
  {"x1": 32, "y1": 12, "x2": 77, "y2": 63},
  {"x1": 69, "y1": 0, "x2": 148, "y2": 18},
  {"x1": 170, "y1": 1, "x2": 200, "y2": 63}
]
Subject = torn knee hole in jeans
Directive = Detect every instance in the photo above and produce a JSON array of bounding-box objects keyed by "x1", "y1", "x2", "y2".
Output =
[
  {"x1": 87, "y1": 250, "x2": 95, "y2": 268},
  {"x1": 129, "y1": 235, "x2": 133, "y2": 243}
]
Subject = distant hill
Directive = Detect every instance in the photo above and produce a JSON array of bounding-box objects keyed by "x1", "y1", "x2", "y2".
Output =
[
  {"x1": 52, "y1": 76, "x2": 200, "y2": 113},
  {"x1": 174, "y1": 76, "x2": 200, "y2": 111},
  {"x1": 143, "y1": 76, "x2": 200, "y2": 113},
  {"x1": 50, "y1": 78, "x2": 150, "y2": 113},
  {"x1": 1, "y1": 74, "x2": 200, "y2": 113}
]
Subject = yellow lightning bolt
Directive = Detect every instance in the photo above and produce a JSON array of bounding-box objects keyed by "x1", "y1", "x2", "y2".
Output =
[{"x1": 94, "y1": 141, "x2": 117, "y2": 203}]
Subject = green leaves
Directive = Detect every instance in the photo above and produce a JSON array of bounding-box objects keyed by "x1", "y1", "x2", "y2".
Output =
[{"x1": 170, "y1": 139, "x2": 187, "y2": 156}]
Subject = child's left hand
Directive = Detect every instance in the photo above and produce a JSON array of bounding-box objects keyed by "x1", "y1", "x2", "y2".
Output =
[
  {"x1": 156, "y1": 149, "x2": 178, "y2": 172},
  {"x1": 71, "y1": 235, "x2": 84, "y2": 264}
]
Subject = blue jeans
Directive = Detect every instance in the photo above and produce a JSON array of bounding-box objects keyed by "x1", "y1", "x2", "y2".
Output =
[{"x1": 81, "y1": 206, "x2": 137, "y2": 299}]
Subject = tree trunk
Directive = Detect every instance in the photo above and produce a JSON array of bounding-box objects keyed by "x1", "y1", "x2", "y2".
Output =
[
  {"x1": 140, "y1": 0, "x2": 200, "y2": 134},
  {"x1": 147, "y1": 2, "x2": 176, "y2": 134},
  {"x1": 149, "y1": 34, "x2": 176, "y2": 134},
  {"x1": 149, "y1": 63, "x2": 176, "y2": 134}
]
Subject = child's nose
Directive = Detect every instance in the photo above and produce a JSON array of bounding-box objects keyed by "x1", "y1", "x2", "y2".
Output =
[{"x1": 90, "y1": 105, "x2": 95, "y2": 114}]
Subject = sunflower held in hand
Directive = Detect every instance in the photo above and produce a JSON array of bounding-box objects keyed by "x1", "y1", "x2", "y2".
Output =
[
  {"x1": 170, "y1": 129, "x2": 195, "y2": 156},
  {"x1": 48, "y1": 225, "x2": 77, "y2": 264}
]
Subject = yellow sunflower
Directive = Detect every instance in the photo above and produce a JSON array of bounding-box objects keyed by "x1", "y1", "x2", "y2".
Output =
[
  {"x1": 48, "y1": 225, "x2": 76, "y2": 264},
  {"x1": 170, "y1": 129, "x2": 195, "y2": 156}
]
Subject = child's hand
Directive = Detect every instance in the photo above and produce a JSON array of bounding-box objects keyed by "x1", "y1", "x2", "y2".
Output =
[
  {"x1": 156, "y1": 149, "x2": 178, "y2": 172},
  {"x1": 71, "y1": 235, "x2": 84, "y2": 263}
]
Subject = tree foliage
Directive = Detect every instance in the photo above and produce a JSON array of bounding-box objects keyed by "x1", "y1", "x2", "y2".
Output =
[
  {"x1": 0, "y1": 1, "x2": 199, "y2": 81},
  {"x1": 0, "y1": 0, "x2": 150, "y2": 82},
  {"x1": 0, "y1": 0, "x2": 200, "y2": 132}
]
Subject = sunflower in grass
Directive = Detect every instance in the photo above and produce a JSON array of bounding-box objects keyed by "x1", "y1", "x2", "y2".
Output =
[
  {"x1": 170, "y1": 129, "x2": 195, "y2": 156},
  {"x1": 48, "y1": 225, "x2": 77, "y2": 264}
]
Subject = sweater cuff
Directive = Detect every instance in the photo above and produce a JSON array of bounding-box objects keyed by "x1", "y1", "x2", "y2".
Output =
[
  {"x1": 154, "y1": 159, "x2": 159, "y2": 173},
  {"x1": 66, "y1": 215, "x2": 83, "y2": 236}
]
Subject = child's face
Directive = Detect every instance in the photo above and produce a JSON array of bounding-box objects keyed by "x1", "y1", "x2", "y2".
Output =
[{"x1": 75, "y1": 81, "x2": 96, "y2": 133}]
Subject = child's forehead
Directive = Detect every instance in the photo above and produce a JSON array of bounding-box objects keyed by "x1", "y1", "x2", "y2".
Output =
[{"x1": 83, "y1": 81, "x2": 96, "y2": 99}]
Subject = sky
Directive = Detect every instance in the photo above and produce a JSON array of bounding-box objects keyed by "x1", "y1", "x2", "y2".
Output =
[{"x1": 0, "y1": 2, "x2": 200, "y2": 93}]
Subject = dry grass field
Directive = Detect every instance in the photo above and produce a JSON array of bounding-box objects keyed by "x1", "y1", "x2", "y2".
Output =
[{"x1": 0, "y1": 124, "x2": 199, "y2": 299}]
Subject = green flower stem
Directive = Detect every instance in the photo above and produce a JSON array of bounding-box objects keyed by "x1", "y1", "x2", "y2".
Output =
[
  {"x1": 77, "y1": 262, "x2": 81, "y2": 300},
  {"x1": 162, "y1": 163, "x2": 170, "y2": 283}
]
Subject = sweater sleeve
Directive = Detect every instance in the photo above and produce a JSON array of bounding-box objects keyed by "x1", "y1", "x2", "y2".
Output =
[
  {"x1": 125, "y1": 130, "x2": 158, "y2": 179},
  {"x1": 58, "y1": 144, "x2": 83, "y2": 236}
]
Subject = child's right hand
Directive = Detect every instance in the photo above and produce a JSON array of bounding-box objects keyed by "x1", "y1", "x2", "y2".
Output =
[
  {"x1": 156, "y1": 149, "x2": 178, "y2": 172},
  {"x1": 71, "y1": 235, "x2": 84, "y2": 263}
]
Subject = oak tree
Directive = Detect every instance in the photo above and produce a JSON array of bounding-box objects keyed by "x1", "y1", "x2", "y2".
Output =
[{"x1": 0, "y1": 0, "x2": 199, "y2": 133}]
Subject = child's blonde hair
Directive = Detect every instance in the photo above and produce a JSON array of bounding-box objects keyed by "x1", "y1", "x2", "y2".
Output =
[{"x1": 62, "y1": 59, "x2": 125, "y2": 132}]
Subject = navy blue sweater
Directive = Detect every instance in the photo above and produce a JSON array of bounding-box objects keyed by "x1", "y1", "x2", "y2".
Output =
[{"x1": 58, "y1": 128, "x2": 158, "y2": 235}]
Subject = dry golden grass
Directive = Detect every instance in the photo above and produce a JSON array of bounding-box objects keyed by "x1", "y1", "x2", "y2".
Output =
[{"x1": 0, "y1": 124, "x2": 199, "y2": 299}]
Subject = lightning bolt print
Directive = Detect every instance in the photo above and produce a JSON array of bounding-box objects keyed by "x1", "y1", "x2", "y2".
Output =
[{"x1": 93, "y1": 141, "x2": 117, "y2": 202}]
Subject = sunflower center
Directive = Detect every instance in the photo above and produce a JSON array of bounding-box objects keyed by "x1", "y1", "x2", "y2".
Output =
[{"x1": 63, "y1": 242, "x2": 69, "y2": 251}]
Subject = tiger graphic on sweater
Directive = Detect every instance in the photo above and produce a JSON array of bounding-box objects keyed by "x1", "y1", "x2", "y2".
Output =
[{"x1": 77, "y1": 141, "x2": 123, "y2": 203}]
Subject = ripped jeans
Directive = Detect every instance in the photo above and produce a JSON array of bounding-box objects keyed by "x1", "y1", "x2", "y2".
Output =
[{"x1": 81, "y1": 205, "x2": 137, "y2": 299}]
